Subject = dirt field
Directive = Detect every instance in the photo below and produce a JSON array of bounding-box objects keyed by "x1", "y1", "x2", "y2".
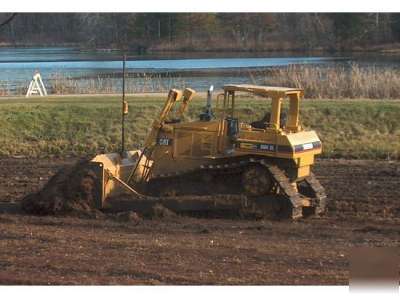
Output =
[{"x1": 0, "y1": 157, "x2": 399, "y2": 285}]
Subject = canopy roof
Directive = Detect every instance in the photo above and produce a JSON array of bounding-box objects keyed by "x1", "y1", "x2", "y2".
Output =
[{"x1": 223, "y1": 84, "x2": 303, "y2": 97}]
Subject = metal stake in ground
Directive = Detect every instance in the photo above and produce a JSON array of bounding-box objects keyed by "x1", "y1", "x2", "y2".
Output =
[{"x1": 121, "y1": 54, "x2": 128, "y2": 157}]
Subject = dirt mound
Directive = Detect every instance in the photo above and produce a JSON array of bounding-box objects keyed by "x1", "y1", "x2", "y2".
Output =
[{"x1": 21, "y1": 159, "x2": 99, "y2": 216}]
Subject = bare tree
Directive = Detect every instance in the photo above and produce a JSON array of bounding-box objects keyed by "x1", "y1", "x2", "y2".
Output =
[{"x1": 0, "y1": 13, "x2": 17, "y2": 30}]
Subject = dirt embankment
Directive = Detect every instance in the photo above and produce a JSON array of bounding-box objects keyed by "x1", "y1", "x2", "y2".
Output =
[
  {"x1": 20, "y1": 159, "x2": 98, "y2": 216},
  {"x1": 0, "y1": 158, "x2": 399, "y2": 285}
]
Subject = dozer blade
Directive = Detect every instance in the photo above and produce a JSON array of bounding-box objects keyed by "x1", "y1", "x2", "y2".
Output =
[
  {"x1": 89, "y1": 150, "x2": 151, "y2": 208},
  {"x1": 20, "y1": 150, "x2": 151, "y2": 216}
]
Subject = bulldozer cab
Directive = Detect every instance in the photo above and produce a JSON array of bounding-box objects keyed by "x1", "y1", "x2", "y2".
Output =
[{"x1": 221, "y1": 84, "x2": 304, "y2": 133}]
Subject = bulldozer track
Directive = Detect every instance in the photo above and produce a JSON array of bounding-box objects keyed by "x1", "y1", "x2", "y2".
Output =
[
  {"x1": 304, "y1": 172, "x2": 327, "y2": 215},
  {"x1": 259, "y1": 161, "x2": 304, "y2": 219},
  {"x1": 148, "y1": 157, "x2": 326, "y2": 219}
]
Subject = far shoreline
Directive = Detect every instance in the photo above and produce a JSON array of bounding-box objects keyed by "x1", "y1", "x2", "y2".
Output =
[{"x1": 1, "y1": 43, "x2": 400, "y2": 55}]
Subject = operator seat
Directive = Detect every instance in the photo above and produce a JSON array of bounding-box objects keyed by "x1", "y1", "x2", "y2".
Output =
[
  {"x1": 250, "y1": 112, "x2": 287, "y2": 129},
  {"x1": 250, "y1": 112, "x2": 270, "y2": 129}
]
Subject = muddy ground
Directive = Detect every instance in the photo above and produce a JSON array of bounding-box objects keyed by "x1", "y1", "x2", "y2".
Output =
[{"x1": 0, "y1": 158, "x2": 399, "y2": 285}]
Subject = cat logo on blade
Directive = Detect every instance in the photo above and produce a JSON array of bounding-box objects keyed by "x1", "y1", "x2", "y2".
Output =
[{"x1": 158, "y1": 137, "x2": 172, "y2": 146}]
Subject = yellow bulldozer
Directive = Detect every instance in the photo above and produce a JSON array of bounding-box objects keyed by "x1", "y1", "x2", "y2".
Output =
[
  {"x1": 75, "y1": 84, "x2": 326, "y2": 220},
  {"x1": 23, "y1": 84, "x2": 326, "y2": 220}
]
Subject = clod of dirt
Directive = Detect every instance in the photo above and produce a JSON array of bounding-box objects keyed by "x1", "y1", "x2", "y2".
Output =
[
  {"x1": 152, "y1": 203, "x2": 176, "y2": 219},
  {"x1": 245, "y1": 225, "x2": 267, "y2": 231},
  {"x1": 353, "y1": 226, "x2": 382, "y2": 233},
  {"x1": 114, "y1": 211, "x2": 141, "y2": 225},
  {"x1": 182, "y1": 223, "x2": 211, "y2": 233},
  {"x1": 21, "y1": 159, "x2": 101, "y2": 217},
  {"x1": 198, "y1": 228, "x2": 210, "y2": 234}
]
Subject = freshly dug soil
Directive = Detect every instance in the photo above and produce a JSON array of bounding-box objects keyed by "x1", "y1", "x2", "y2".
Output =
[
  {"x1": 20, "y1": 159, "x2": 99, "y2": 217},
  {"x1": 0, "y1": 157, "x2": 399, "y2": 285}
]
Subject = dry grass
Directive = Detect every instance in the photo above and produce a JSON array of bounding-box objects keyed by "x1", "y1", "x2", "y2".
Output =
[
  {"x1": 0, "y1": 73, "x2": 187, "y2": 96},
  {"x1": 49, "y1": 73, "x2": 187, "y2": 95},
  {"x1": 260, "y1": 64, "x2": 400, "y2": 99},
  {"x1": 2, "y1": 64, "x2": 400, "y2": 98}
]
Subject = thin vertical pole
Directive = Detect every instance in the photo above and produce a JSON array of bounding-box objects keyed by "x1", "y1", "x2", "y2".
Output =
[{"x1": 121, "y1": 54, "x2": 126, "y2": 156}]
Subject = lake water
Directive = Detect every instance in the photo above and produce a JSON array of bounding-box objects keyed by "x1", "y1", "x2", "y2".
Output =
[{"x1": 0, "y1": 47, "x2": 398, "y2": 95}]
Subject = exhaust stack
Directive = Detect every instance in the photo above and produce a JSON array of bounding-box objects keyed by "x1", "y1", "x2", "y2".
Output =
[{"x1": 200, "y1": 85, "x2": 214, "y2": 121}]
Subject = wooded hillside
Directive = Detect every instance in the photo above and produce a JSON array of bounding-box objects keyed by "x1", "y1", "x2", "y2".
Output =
[{"x1": 1, "y1": 13, "x2": 400, "y2": 51}]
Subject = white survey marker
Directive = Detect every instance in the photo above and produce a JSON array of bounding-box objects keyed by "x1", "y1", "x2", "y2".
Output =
[{"x1": 26, "y1": 72, "x2": 48, "y2": 97}]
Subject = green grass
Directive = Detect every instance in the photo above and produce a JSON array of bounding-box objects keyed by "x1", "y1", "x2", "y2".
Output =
[{"x1": 1, "y1": 95, "x2": 399, "y2": 160}]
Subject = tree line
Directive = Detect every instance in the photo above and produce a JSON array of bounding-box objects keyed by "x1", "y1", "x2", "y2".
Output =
[{"x1": 1, "y1": 13, "x2": 400, "y2": 52}]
